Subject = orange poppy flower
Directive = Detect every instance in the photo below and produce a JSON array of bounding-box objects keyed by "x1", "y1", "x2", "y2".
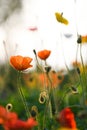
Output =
[
  {"x1": 77, "y1": 35, "x2": 87, "y2": 44},
  {"x1": 57, "y1": 108, "x2": 77, "y2": 129},
  {"x1": 72, "y1": 61, "x2": 81, "y2": 67},
  {"x1": 81, "y1": 35, "x2": 87, "y2": 43},
  {"x1": 37, "y1": 49, "x2": 51, "y2": 60},
  {"x1": 10, "y1": 55, "x2": 33, "y2": 71},
  {"x1": 38, "y1": 71, "x2": 64, "y2": 88}
]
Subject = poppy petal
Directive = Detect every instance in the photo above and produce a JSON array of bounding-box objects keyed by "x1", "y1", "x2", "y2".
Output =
[
  {"x1": 10, "y1": 55, "x2": 23, "y2": 70},
  {"x1": 10, "y1": 55, "x2": 33, "y2": 71},
  {"x1": 22, "y1": 57, "x2": 33, "y2": 70},
  {"x1": 38, "y1": 50, "x2": 51, "y2": 60}
]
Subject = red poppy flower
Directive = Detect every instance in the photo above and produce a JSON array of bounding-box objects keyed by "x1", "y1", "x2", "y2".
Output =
[
  {"x1": 0, "y1": 105, "x2": 18, "y2": 127},
  {"x1": 57, "y1": 108, "x2": 77, "y2": 129},
  {"x1": 0, "y1": 105, "x2": 38, "y2": 130},
  {"x1": 37, "y1": 49, "x2": 51, "y2": 60},
  {"x1": 10, "y1": 55, "x2": 33, "y2": 71},
  {"x1": 0, "y1": 106, "x2": 8, "y2": 124},
  {"x1": 4, "y1": 117, "x2": 37, "y2": 130}
]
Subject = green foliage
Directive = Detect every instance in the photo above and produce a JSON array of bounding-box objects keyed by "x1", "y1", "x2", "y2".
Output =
[{"x1": 0, "y1": 64, "x2": 87, "y2": 129}]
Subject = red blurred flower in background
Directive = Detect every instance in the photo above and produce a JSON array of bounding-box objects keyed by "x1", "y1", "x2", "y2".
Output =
[
  {"x1": 28, "y1": 26, "x2": 38, "y2": 31},
  {"x1": 0, "y1": 105, "x2": 37, "y2": 130},
  {"x1": 10, "y1": 55, "x2": 33, "y2": 71},
  {"x1": 37, "y1": 49, "x2": 51, "y2": 60},
  {"x1": 56, "y1": 107, "x2": 77, "y2": 129}
]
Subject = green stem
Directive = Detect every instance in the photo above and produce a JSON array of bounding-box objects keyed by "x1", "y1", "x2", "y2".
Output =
[
  {"x1": 46, "y1": 73, "x2": 55, "y2": 118},
  {"x1": 58, "y1": 89, "x2": 70, "y2": 106},
  {"x1": 17, "y1": 71, "x2": 30, "y2": 118},
  {"x1": 75, "y1": 43, "x2": 79, "y2": 63},
  {"x1": 79, "y1": 44, "x2": 86, "y2": 105}
]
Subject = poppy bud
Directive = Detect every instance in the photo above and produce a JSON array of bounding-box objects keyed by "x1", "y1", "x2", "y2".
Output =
[
  {"x1": 44, "y1": 66, "x2": 51, "y2": 73},
  {"x1": 39, "y1": 95, "x2": 46, "y2": 104},
  {"x1": 77, "y1": 35, "x2": 82, "y2": 44},
  {"x1": 33, "y1": 49, "x2": 36, "y2": 55},
  {"x1": 76, "y1": 67, "x2": 80, "y2": 74},
  {"x1": 39, "y1": 91, "x2": 48, "y2": 104},
  {"x1": 31, "y1": 106, "x2": 38, "y2": 117},
  {"x1": 6, "y1": 103, "x2": 13, "y2": 112},
  {"x1": 44, "y1": 128, "x2": 48, "y2": 130},
  {"x1": 71, "y1": 86, "x2": 78, "y2": 94}
]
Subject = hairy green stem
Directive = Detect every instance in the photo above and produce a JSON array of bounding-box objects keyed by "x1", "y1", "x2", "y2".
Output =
[{"x1": 17, "y1": 71, "x2": 30, "y2": 118}]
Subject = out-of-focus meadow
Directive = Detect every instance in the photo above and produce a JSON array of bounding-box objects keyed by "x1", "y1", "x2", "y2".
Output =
[
  {"x1": 0, "y1": 0, "x2": 87, "y2": 130},
  {"x1": 0, "y1": 48, "x2": 87, "y2": 130}
]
